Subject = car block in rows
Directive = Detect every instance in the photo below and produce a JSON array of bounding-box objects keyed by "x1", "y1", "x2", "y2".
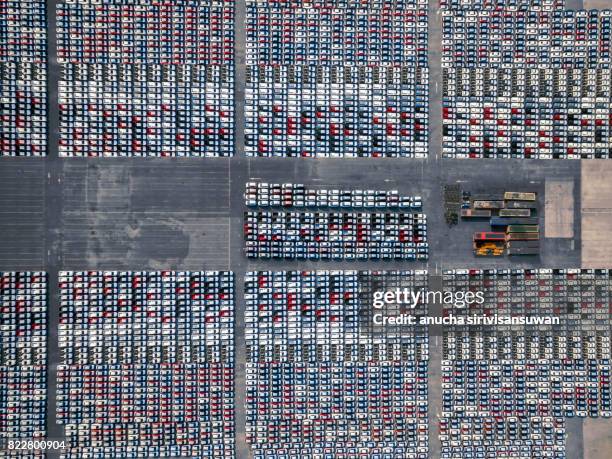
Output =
[
  {"x1": 246, "y1": 6, "x2": 428, "y2": 66},
  {"x1": 0, "y1": 367, "x2": 47, "y2": 441},
  {"x1": 246, "y1": 270, "x2": 429, "y2": 458},
  {"x1": 440, "y1": 416, "x2": 566, "y2": 459},
  {"x1": 246, "y1": 362, "x2": 428, "y2": 453},
  {"x1": 0, "y1": 63, "x2": 47, "y2": 156},
  {"x1": 442, "y1": 359, "x2": 611, "y2": 418},
  {"x1": 58, "y1": 64, "x2": 233, "y2": 157},
  {"x1": 443, "y1": 67, "x2": 612, "y2": 159},
  {"x1": 245, "y1": 65, "x2": 428, "y2": 157},
  {"x1": 57, "y1": 271, "x2": 235, "y2": 458},
  {"x1": 245, "y1": 270, "x2": 429, "y2": 353},
  {"x1": 0, "y1": 0, "x2": 46, "y2": 61},
  {"x1": 57, "y1": 2, "x2": 234, "y2": 65},
  {"x1": 442, "y1": 10, "x2": 612, "y2": 68},
  {"x1": 58, "y1": 270, "x2": 234, "y2": 365},
  {"x1": 57, "y1": 364, "x2": 234, "y2": 425},
  {"x1": 0, "y1": 271, "x2": 47, "y2": 443},
  {"x1": 441, "y1": 268, "x2": 612, "y2": 339},
  {"x1": 444, "y1": 332, "x2": 610, "y2": 361},
  {"x1": 244, "y1": 210, "x2": 428, "y2": 260},
  {"x1": 0, "y1": 1, "x2": 47, "y2": 157}
]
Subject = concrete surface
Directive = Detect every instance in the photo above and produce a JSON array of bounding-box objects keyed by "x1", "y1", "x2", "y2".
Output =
[
  {"x1": 583, "y1": 418, "x2": 612, "y2": 459},
  {"x1": 581, "y1": 161, "x2": 612, "y2": 268},
  {"x1": 545, "y1": 179, "x2": 575, "y2": 238},
  {"x1": 583, "y1": 0, "x2": 608, "y2": 9}
]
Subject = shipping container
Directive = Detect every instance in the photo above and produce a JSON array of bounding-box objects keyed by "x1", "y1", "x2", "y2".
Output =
[
  {"x1": 471, "y1": 193, "x2": 505, "y2": 201},
  {"x1": 473, "y1": 200, "x2": 505, "y2": 210},
  {"x1": 499, "y1": 208, "x2": 531, "y2": 217},
  {"x1": 507, "y1": 225, "x2": 539, "y2": 233},
  {"x1": 508, "y1": 247, "x2": 540, "y2": 256},
  {"x1": 504, "y1": 192, "x2": 536, "y2": 201},
  {"x1": 473, "y1": 232, "x2": 506, "y2": 241},
  {"x1": 461, "y1": 209, "x2": 492, "y2": 218},
  {"x1": 505, "y1": 200, "x2": 538, "y2": 210},
  {"x1": 507, "y1": 232, "x2": 540, "y2": 241},
  {"x1": 490, "y1": 217, "x2": 538, "y2": 227},
  {"x1": 507, "y1": 240, "x2": 540, "y2": 249}
]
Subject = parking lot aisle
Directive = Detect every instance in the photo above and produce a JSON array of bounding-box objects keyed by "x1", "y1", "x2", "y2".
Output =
[
  {"x1": 427, "y1": 267, "x2": 443, "y2": 459},
  {"x1": 44, "y1": 0, "x2": 65, "y2": 448},
  {"x1": 428, "y1": 0, "x2": 443, "y2": 163}
]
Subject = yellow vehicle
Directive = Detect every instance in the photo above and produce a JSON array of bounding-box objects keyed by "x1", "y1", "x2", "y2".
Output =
[{"x1": 473, "y1": 242, "x2": 505, "y2": 257}]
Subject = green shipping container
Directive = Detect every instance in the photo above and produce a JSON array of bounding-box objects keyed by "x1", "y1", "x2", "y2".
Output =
[
  {"x1": 507, "y1": 225, "x2": 539, "y2": 233},
  {"x1": 507, "y1": 232, "x2": 540, "y2": 241}
]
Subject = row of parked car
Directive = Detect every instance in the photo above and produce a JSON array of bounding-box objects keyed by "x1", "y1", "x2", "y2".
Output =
[
  {"x1": 444, "y1": 333, "x2": 611, "y2": 361},
  {"x1": 56, "y1": 2, "x2": 234, "y2": 65},
  {"x1": 246, "y1": 6, "x2": 428, "y2": 66},
  {"x1": 57, "y1": 271, "x2": 235, "y2": 457},
  {"x1": 443, "y1": 10, "x2": 612, "y2": 68},
  {"x1": 58, "y1": 63, "x2": 234, "y2": 157},
  {"x1": 246, "y1": 0, "x2": 426, "y2": 7},
  {"x1": 62, "y1": 421, "x2": 234, "y2": 446},
  {"x1": 245, "y1": 64, "x2": 428, "y2": 157},
  {"x1": 0, "y1": 272, "x2": 47, "y2": 445},
  {"x1": 244, "y1": 211, "x2": 428, "y2": 260},
  {"x1": 245, "y1": 270, "x2": 429, "y2": 458},
  {"x1": 440, "y1": 0, "x2": 565, "y2": 9},
  {"x1": 245, "y1": 182, "x2": 422, "y2": 209},
  {"x1": 444, "y1": 67, "x2": 612, "y2": 98},
  {"x1": 60, "y1": 445, "x2": 231, "y2": 459}
]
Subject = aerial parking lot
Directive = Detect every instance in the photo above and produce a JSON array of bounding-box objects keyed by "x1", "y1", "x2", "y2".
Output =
[{"x1": 0, "y1": 0, "x2": 611, "y2": 458}]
